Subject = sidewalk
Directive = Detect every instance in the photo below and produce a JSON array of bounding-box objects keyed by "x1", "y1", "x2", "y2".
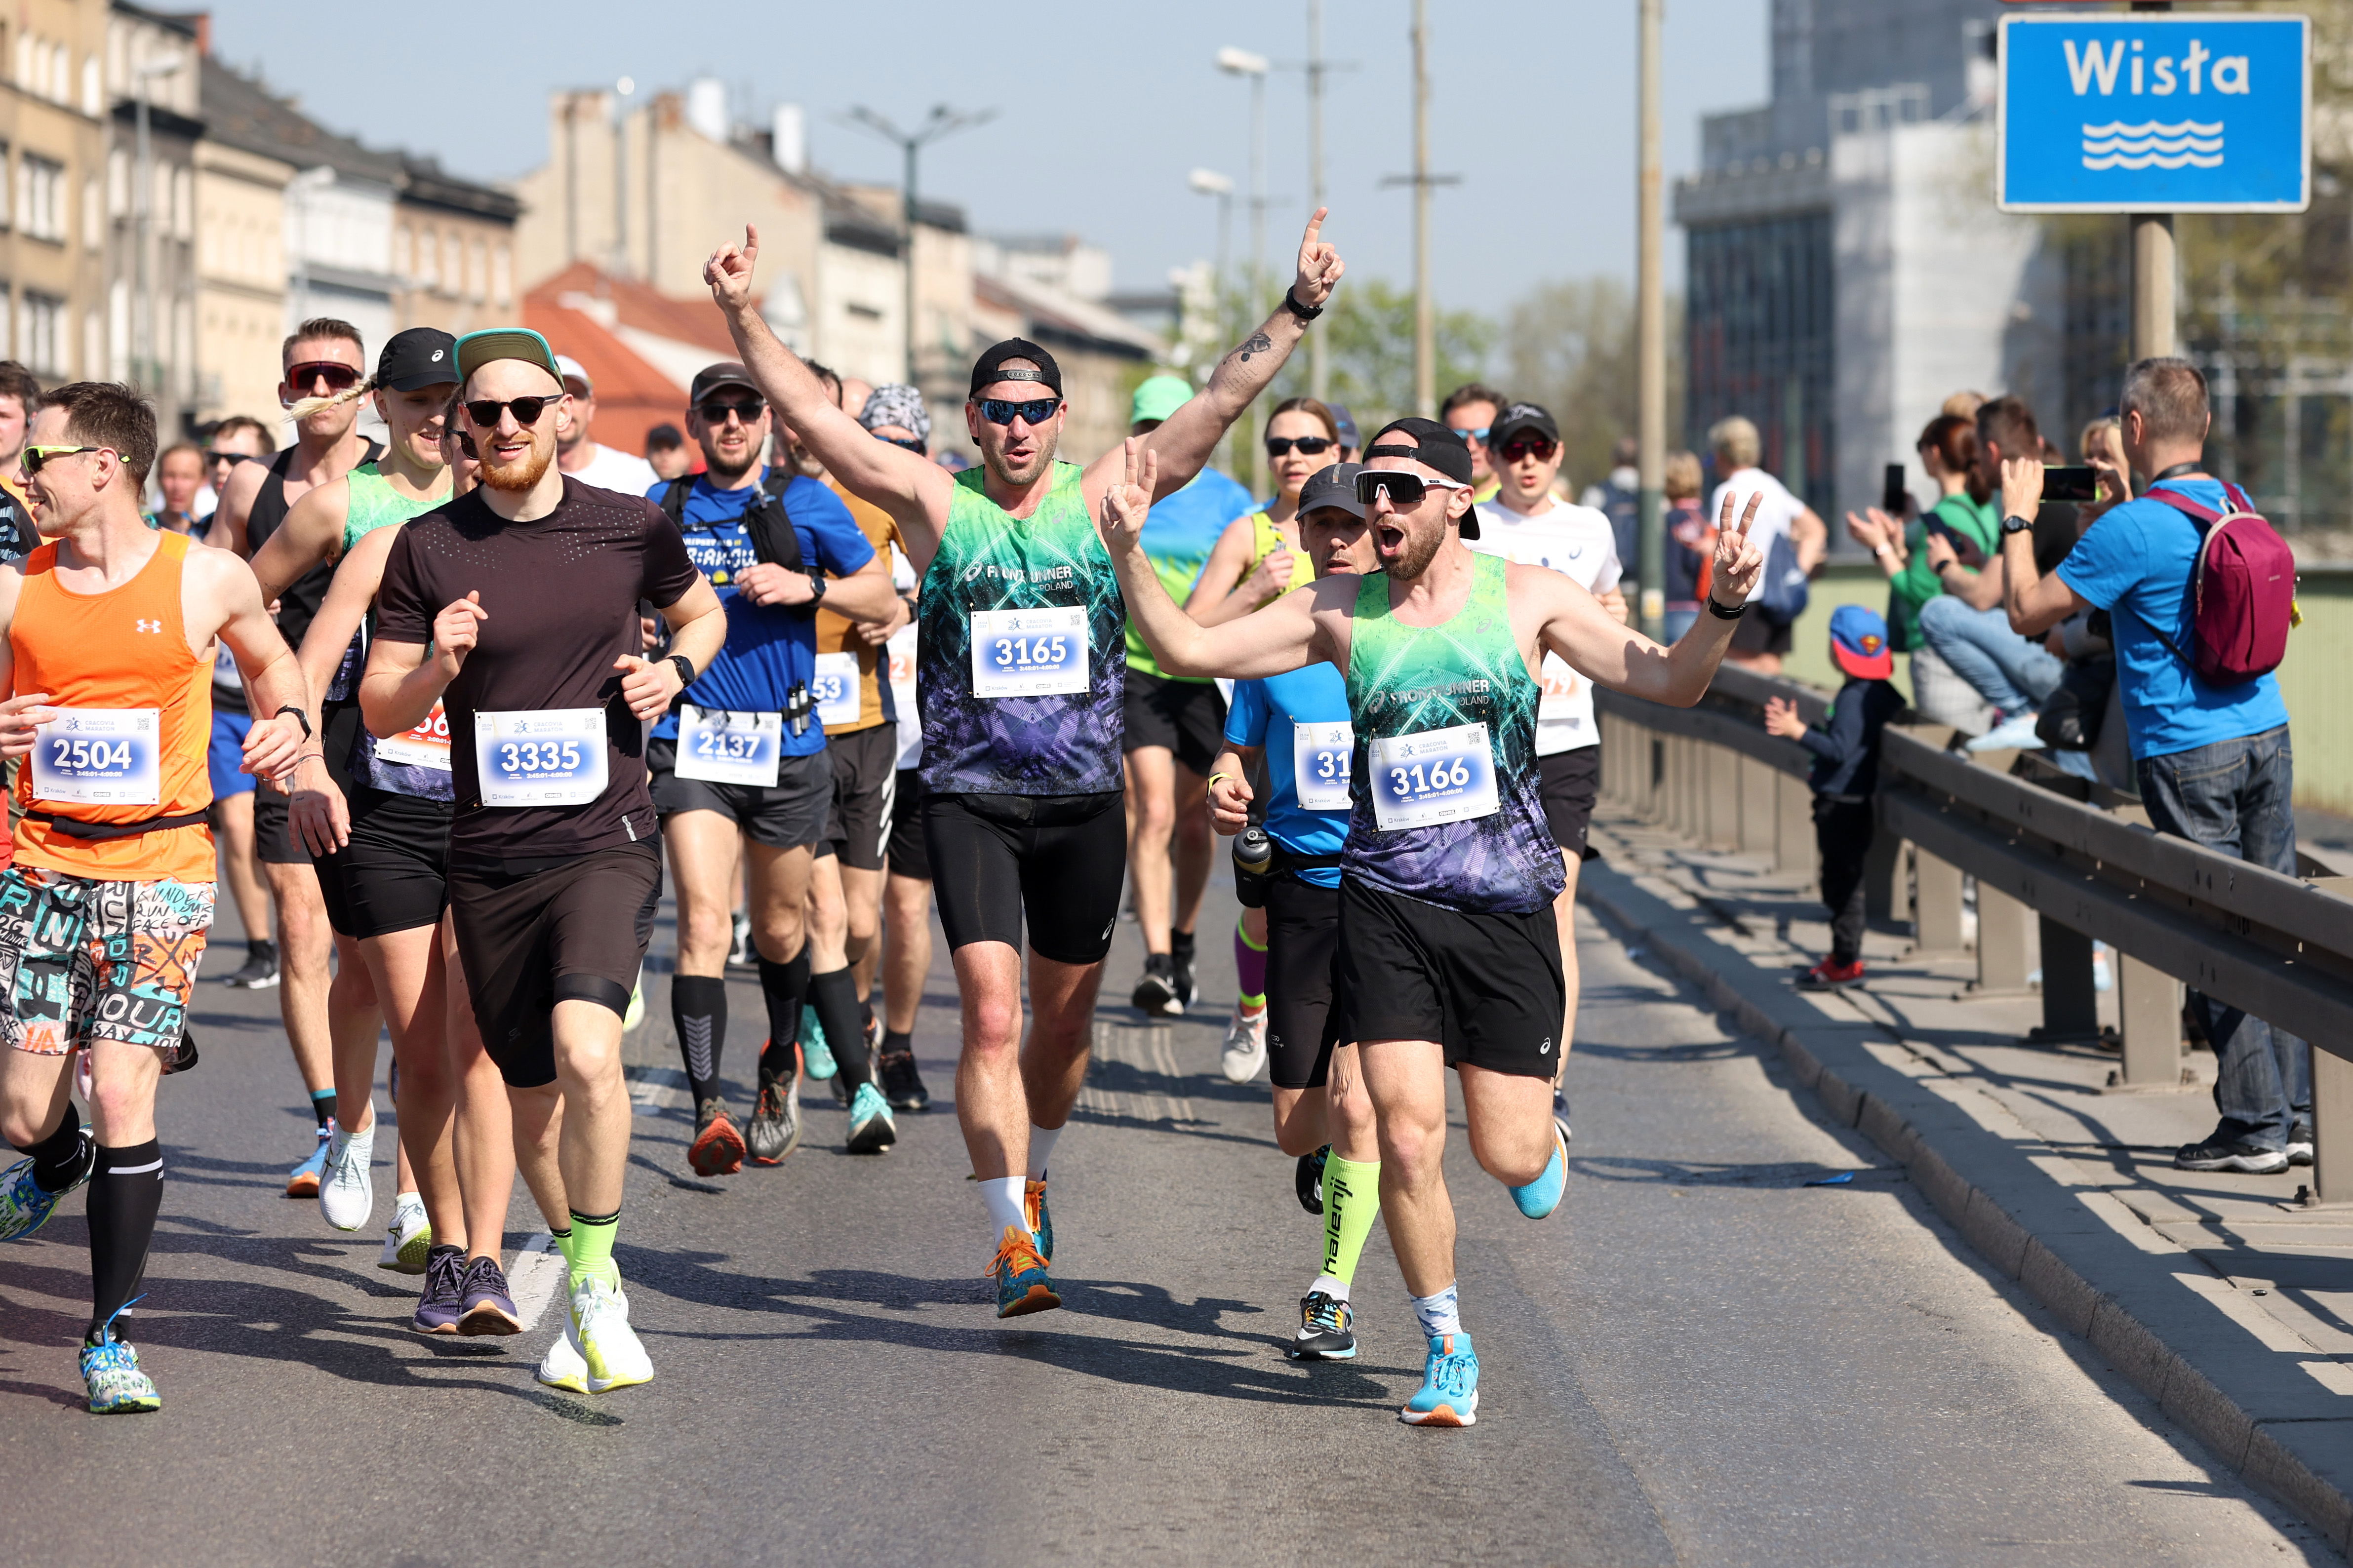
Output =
[{"x1": 1581, "y1": 805, "x2": 2353, "y2": 1556}]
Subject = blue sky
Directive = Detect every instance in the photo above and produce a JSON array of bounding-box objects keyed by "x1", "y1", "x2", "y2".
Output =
[{"x1": 202, "y1": 0, "x2": 1770, "y2": 314}]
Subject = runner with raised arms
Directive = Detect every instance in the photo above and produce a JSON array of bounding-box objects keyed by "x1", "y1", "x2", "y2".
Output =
[{"x1": 704, "y1": 209, "x2": 1345, "y2": 1315}]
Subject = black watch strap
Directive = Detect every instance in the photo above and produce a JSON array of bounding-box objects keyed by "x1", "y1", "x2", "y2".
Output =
[
  {"x1": 1281, "y1": 288, "x2": 1324, "y2": 322},
  {"x1": 2001, "y1": 513, "x2": 2034, "y2": 536},
  {"x1": 668, "y1": 653, "x2": 696, "y2": 688},
  {"x1": 1705, "y1": 595, "x2": 1749, "y2": 621},
  {"x1": 274, "y1": 705, "x2": 312, "y2": 740}
]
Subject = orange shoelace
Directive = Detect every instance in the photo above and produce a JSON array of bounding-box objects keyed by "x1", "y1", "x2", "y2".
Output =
[{"x1": 988, "y1": 1224, "x2": 1047, "y2": 1278}]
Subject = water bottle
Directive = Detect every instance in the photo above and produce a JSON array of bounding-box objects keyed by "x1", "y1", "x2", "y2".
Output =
[{"x1": 1234, "y1": 825, "x2": 1273, "y2": 908}]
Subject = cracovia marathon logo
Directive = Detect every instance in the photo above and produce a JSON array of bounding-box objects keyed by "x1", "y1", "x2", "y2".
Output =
[{"x1": 2064, "y1": 37, "x2": 2248, "y2": 171}]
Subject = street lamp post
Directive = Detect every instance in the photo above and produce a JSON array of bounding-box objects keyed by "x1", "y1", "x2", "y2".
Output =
[
  {"x1": 1187, "y1": 168, "x2": 1235, "y2": 317},
  {"x1": 845, "y1": 105, "x2": 997, "y2": 391},
  {"x1": 1635, "y1": 0, "x2": 1667, "y2": 639},
  {"x1": 1216, "y1": 46, "x2": 1269, "y2": 491}
]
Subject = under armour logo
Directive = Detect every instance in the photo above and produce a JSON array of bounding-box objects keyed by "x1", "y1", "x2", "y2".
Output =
[{"x1": 135, "y1": 619, "x2": 161, "y2": 633}]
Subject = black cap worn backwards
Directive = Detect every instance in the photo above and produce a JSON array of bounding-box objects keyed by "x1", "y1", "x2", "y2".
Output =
[
  {"x1": 969, "y1": 338, "x2": 1064, "y2": 400},
  {"x1": 376, "y1": 327, "x2": 458, "y2": 392},
  {"x1": 1365, "y1": 417, "x2": 1480, "y2": 537},
  {"x1": 1489, "y1": 400, "x2": 1560, "y2": 449}
]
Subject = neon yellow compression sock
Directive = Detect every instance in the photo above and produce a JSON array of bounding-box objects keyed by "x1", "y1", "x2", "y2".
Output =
[
  {"x1": 1315, "y1": 1156, "x2": 1382, "y2": 1297},
  {"x1": 566, "y1": 1209, "x2": 619, "y2": 1290}
]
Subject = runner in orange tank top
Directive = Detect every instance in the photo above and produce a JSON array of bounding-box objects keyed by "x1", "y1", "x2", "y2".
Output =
[{"x1": 0, "y1": 383, "x2": 309, "y2": 1415}]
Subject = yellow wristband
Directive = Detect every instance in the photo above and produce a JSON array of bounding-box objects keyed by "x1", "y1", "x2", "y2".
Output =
[{"x1": 1206, "y1": 772, "x2": 1230, "y2": 791}]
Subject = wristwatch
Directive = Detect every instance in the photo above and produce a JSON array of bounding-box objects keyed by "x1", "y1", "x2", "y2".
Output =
[
  {"x1": 667, "y1": 653, "x2": 696, "y2": 688},
  {"x1": 2001, "y1": 513, "x2": 2034, "y2": 536},
  {"x1": 1281, "y1": 288, "x2": 1324, "y2": 322},
  {"x1": 808, "y1": 574, "x2": 828, "y2": 603},
  {"x1": 274, "y1": 705, "x2": 312, "y2": 741}
]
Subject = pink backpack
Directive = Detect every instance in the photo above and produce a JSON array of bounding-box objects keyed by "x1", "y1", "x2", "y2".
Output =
[{"x1": 2143, "y1": 480, "x2": 2296, "y2": 685}]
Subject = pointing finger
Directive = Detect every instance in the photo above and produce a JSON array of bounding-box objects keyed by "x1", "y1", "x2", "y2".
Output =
[{"x1": 1303, "y1": 206, "x2": 1327, "y2": 247}]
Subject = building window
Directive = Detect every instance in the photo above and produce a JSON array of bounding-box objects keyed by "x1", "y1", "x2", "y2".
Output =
[
  {"x1": 21, "y1": 291, "x2": 62, "y2": 373},
  {"x1": 107, "y1": 148, "x2": 127, "y2": 218},
  {"x1": 393, "y1": 225, "x2": 411, "y2": 278},
  {"x1": 18, "y1": 157, "x2": 63, "y2": 241},
  {"x1": 442, "y1": 231, "x2": 461, "y2": 295},
  {"x1": 470, "y1": 238, "x2": 486, "y2": 302},
  {"x1": 79, "y1": 55, "x2": 100, "y2": 117},
  {"x1": 492, "y1": 243, "x2": 512, "y2": 308},
  {"x1": 81, "y1": 175, "x2": 99, "y2": 249},
  {"x1": 0, "y1": 144, "x2": 12, "y2": 232},
  {"x1": 1684, "y1": 211, "x2": 1836, "y2": 516},
  {"x1": 417, "y1": 226, "x2": 437, "y2": 287}
]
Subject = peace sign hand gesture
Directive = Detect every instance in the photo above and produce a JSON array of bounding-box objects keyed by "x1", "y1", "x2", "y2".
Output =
[
  {"x1": 1708, "y1": 489, "x2": 1767, "y2": 610},
  {"x1": 1291, "y1": 208, "x2": 1345, "y2": 311},
  {"x1": 1097, "y1": 437, "x2": 1159, "y2": 556}
]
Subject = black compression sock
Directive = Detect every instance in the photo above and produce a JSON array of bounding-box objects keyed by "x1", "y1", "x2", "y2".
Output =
[
  {"x1": 670, "y1": 975, "x2": 728, "y2": 1106},
  {"x1": 22, "y1": 1108, "x2": 92, "y2": 1191},
  {"x1": 881, "y1": 1028, "x2": 913, "y2": 1058},
  {"x1": 87, "y1": 1140, "x2": 163, "y2": 1338},
  {"x1": 809, "y1": 968, "x2": 871, "y2": 1087},
  {"x1": 1170, "y1": 928, "x2": 1196, "y2": 964},
  {"x1": 308, "y1": 1088, "x2": 336, "y2": 1130},
  {"x1": 757, "y1": 952, "x2": 811, "y2": 1079}
]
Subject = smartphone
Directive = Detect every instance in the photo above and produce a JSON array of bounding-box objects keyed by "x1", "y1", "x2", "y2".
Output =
[
  {"x1": 1881, "y1": 463, "x2": 1908, "y2": 515},
  {"x1": 2043, "y1": 464, "x2": 2098, "y2": 502}
]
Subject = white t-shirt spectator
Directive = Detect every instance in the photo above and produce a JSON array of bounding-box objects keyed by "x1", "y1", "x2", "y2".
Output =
[
  {"x1": 569, "y1": 443, "x2": 660, "y2": 498},
  {"x1": 1470, "y1": 496, "x2": 1622, "y2": 755},
  {"x1": 1707, "y1": 466, "x2": 1805, "y2": 602}
]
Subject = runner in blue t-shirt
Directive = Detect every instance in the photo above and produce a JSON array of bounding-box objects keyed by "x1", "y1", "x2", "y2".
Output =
[
  {"x1": 642, "y1": 362, "x2": 899, "y2": 1175},
  {"x1": 1203, "y1": 464, "x2": 1383, "y2": 1363}
]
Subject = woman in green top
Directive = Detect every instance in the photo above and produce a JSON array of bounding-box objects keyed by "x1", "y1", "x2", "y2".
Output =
[
  {"x1": 1844, "y1": 412, "x2": 1998, "y2": 725},
  {"x1": 1184, "y1": 396, "x2": 1342, "y2": 627}
]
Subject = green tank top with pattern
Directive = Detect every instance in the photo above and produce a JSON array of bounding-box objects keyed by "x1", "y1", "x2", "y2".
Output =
[
  {"x1": 1342, "y1": 552, "x2": 1564, "y2": 914},
  {"x1": 917, "y1": 461, "x2": 1126, "y2": 796},
  {"x1": 334, "y1": 463, "x2": 454, "y2": 799}
]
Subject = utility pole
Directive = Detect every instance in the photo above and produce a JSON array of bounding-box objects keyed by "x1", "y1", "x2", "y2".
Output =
[
  {"x1": 1306, "y1": 0, "x2": 1328, "y2": 401},
  {"x1": 2130, "y1": 0, "x2": 2176, "y2": 359},
  {"x1": 1217, "y1": 46, "x2": 1271, "y2": 493},
  {"x1": 1636, "y1": 0, "x2": 1667, "y2": 637},
  {"x1": 1381, "y1": 4, "x2": 1459, "y2": 418},
  {"x1": 845, "y1": 105, "x2": 997, "y2": 389}
]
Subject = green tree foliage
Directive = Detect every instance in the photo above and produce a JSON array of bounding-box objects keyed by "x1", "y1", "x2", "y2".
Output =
[{"x1": 1502, "y1": 277, "x2": 1686, "y2": 495}]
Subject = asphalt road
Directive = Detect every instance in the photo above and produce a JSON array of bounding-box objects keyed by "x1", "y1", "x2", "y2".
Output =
[{"x1": 0, "y1": 873, "x2": 2336, "y2": 1568}]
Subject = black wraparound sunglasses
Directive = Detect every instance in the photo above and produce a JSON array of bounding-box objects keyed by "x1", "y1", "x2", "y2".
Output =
[{"x1": 977, "y1": 397, "x2": 1059, "y2": 427}]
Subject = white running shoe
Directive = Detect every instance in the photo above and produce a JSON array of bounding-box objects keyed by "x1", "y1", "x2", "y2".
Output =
[
  {"x1": 535, "y1": 1323, "x2": 591, "y2": 1393},
  {"x1": 318, "y1": 1118, "x2": 375, "y2": 1231},
  {"x1": 377, "y1": 1193, "x2": 431, "y2": 1273},
  {"x1": 564, "y1": 1275, "x2": 652, "y2": 1393},
  {"x1": 1221, "y1": 1005, "x2": 1268, "y2": 1084}
]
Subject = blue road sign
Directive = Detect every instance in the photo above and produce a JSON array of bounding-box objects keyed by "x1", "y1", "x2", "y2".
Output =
[{"x1": 1999, "y1": 13, "x2": 2309, "y2": 213}]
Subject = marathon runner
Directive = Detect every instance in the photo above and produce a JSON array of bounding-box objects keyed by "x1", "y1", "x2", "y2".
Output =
[
  {"x1": 200, "y1": 416, "x2": 279, "y2": 993},
  {"x1": 705, "y1": 209, "x2": 1344, "y2": 1316},
  {"x1": 363, "y1": 327, "x2": 726, "y2": 1393},
  {"x1": 208, "y1": 319, "x2": 385, "y2": 1196},
  {"x1": 1109, "y1": 420, "x2": 1762, "y2": 1423},
  {"x1": 0, "y1": 382, "x2": 311, "y2": 1412},
  {"x1": 646, "y1": 361, "x2": 899, "y2": 1174},
  {"x1": 1203, "y1": 463, "x2": 1383, "y2": 1361},
  {"x1": 1467, "y1": 400, "x2": 1629, "y2": 1127}
]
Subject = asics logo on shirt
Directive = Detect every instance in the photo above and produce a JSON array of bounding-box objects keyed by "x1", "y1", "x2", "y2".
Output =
[{"x1": 135, "y1": 619, "x2": 162, "y2": 633}]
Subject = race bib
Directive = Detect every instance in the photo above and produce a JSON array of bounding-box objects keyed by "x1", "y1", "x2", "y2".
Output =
[
  {"x1": 373, "y1": 701, "x2": 452, "y2": 772},
  {"x1": 812, "y1": 652, "x2": 861, "y2": 729},
  {"x1": 1368, "y1": 722, "x2": 1500, "y2": 832},
  {"x1": 473, "y1": 707, "x2": 607, "y2": 807},
  {"x1": 1292, "y1": 720, "x2": 1353, "y2": 812},
  {"x1": 675, "y1": 703, "x2": 781, "y2": 787},
  {"x1": 970, "y1": 606, "x2": 1087, "y2": 699},
  {"x1": 1538, "y1": 653, "x2": 1582, "y2": 722},
  {"x1": 31, "y1": 707, "x2": 160, "y2": 806}
]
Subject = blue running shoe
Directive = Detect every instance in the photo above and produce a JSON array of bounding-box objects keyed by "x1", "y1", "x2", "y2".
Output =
[
  {"x1": 845, "y1": 1081, "x2": 897, "y2": 1154},
  {"x1": 800, "y1": 1006, "x2": 837, "y2": 1081},
  {"x1": 990, "y1": 1223, "x2": 1059, "y2": 1318},
  {"x1": 1510, "y1": 1117, "x2": 1570, "y2": 1219},
  {"x1": 1024, "y1": 1178, "x2": 1053, "y2": 1263},
  {"x1": 0, "y1": 1145, "x2": 89, "y2": 1242},
  {"x1": 81, "y1": 1323, "x2": 161, "y2": 1414},
  {"x1": 1400, "y1": 1332, "x2": 1478, "y2": 1426},
  {"x1": 286, "y1": 1122, "x2": 332, "y2": 1198}
]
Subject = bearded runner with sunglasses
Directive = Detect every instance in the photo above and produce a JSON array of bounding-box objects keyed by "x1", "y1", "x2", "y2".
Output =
[
  {"x1": 0, "y1": 383, "x2": 311, "y2": 1414},
  {"x1": 643, "y1": 361, "x2": 900, "y2": 1174},
  {"x1": 1109, "y1": 419, "x2": 1763, "y2": 1425},
  {"x1": 364, "y1": 329, "x2": 726, "y2": 1395},
  {"x1": 706, "y1": 210, "x2": 1342, "y2": 1316},
  {"x1": 207, "y1": 319, "x2": 385, "y2": 1199},
  {"x1": 1467, "y1": 400, "x2": 1627, "y2": 1127}
]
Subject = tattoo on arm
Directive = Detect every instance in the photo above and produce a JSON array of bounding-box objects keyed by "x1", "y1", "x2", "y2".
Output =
[{"x1": 1232, "y1": 332, "x2": 1273, "y2": 363}]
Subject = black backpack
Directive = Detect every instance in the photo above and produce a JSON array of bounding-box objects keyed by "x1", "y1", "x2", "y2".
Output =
[{"x1": 658, "y1": 469, "x2": 814, "y2": 588}]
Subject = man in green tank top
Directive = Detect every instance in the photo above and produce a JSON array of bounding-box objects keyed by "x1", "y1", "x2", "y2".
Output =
[
  {"x1": 705, "y1": 212, "x2": 1345, "y2": 1316},
  {"x1": 1109, "y1": 420, "x2": 1765, "y2": 1425}
]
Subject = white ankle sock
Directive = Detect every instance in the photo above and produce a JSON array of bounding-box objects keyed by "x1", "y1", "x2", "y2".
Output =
[
  {"x1": 980, "y1": 1176, "x2": 1027, "y2": 1244},
  {"x1": 1311, "y1": 1273, "x2": 1350, "y2": 1302},
  {"x1": 1026, "y1": 1124, "x2": 1061, "y2": 1181}
]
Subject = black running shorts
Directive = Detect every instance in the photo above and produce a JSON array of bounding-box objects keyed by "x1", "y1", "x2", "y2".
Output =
[
  {"x1": 648, "y1": 739, "x2": 830, "y2": 851},
  {"x1": 314, "y1": 787, "x2": 454, "y2": 940},
  {"x1": 257, "y1": 701, "x2": 367, "y2": 866},
  {"x1": 450, "y1": 842, "x2": 662, "y2": 1088},
  {"x1": 922, "y1": 790, "x2": 1124, "y2": 965},
  {"x1": 1538, "y1": 744, "x2": 1601, "y2": 861},
  {"x1": 1121, "y1": 668, "x2": 1227, "y2": 776},
  {"x1": 1335, "y1": 878, "x2": 1565, "y2": 1081},
  {"x1": 1266, "y1": 873, "x2": 1344, "y2": 1090},
  {"x1": 887, "y1": 767, "x2": 930, "y2": 881},
  {"x1": 813, "y1": 723, "x2": 897, "y2": 871}
]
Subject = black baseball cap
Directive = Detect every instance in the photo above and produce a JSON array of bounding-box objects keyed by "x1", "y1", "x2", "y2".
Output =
[
  {"x1": 969, "y1": 337, "x2": 1064, "y2": 400},
  {"x1": 1298, "y1": 462, "x2": 1368, "y2": 520},
  {"x1": 689, "y1": 362, "x2": 761, "y2": 406},
  {"x1": 1489, "y1": 401, "x2": 1560, "y2": 450},
  {"x1": 376, "y1": 327, "x2": 458, "y2": 392},
  {"x1": 1364, "y1": 417, "x2": 1479, "y2": 537}
]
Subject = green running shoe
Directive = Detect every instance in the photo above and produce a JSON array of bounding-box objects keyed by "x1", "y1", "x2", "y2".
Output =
[
  {"x1": 81, "y1": 1327, "x2": 161, "y2": 1414},
  {"x1": 800, "y1": 1005, "x2": 836, "y2": 1080},
  {"x1": 0, "y1": 1146, "x2": 88, "y2": 1242}
]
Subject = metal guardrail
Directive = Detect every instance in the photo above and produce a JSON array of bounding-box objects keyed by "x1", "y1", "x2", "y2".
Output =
[{"x1": 1595, "y1": 668, "x2": 2353, "y2": 1204}]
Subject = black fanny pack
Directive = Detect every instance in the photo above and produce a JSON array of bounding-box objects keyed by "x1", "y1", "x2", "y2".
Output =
[{"x1": 25, "y1": 808, "x2": 208, "y2": 841}]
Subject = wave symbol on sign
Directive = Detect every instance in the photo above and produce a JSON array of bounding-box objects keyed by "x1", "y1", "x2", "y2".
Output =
[{"x1": 2080, "y1": 119, "x2": 2224, "y2": 170}]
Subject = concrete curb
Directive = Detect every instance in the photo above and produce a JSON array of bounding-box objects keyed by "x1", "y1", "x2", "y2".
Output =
[{"x1": 1579, "y1": 855, "x2": 2353, "y2": 1557}]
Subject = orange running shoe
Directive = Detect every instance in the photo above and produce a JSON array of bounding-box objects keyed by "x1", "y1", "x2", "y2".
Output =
[
  {"x1": 689, "y1": 1102, "x2": 747, "y2": 1176},
  {"x1": 990, "y1": 1223, "x2": 1060, "y2": 1318}
]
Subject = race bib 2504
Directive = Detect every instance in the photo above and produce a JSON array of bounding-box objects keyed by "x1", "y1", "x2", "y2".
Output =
[
  {"x1": 473, "y1": 707, "x2": 607, "y2": 807},
  {"x1": 1367, "y1": 722, "x2": 1500, "y2": 832},
  {"x1": 32, "y1": 707, "x2": 160, "y2": 806}
]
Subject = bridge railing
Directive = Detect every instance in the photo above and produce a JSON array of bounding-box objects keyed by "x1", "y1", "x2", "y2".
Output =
[{"x1": 1593, "y1": 666, "x2": 2353, "y2": 1203}]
